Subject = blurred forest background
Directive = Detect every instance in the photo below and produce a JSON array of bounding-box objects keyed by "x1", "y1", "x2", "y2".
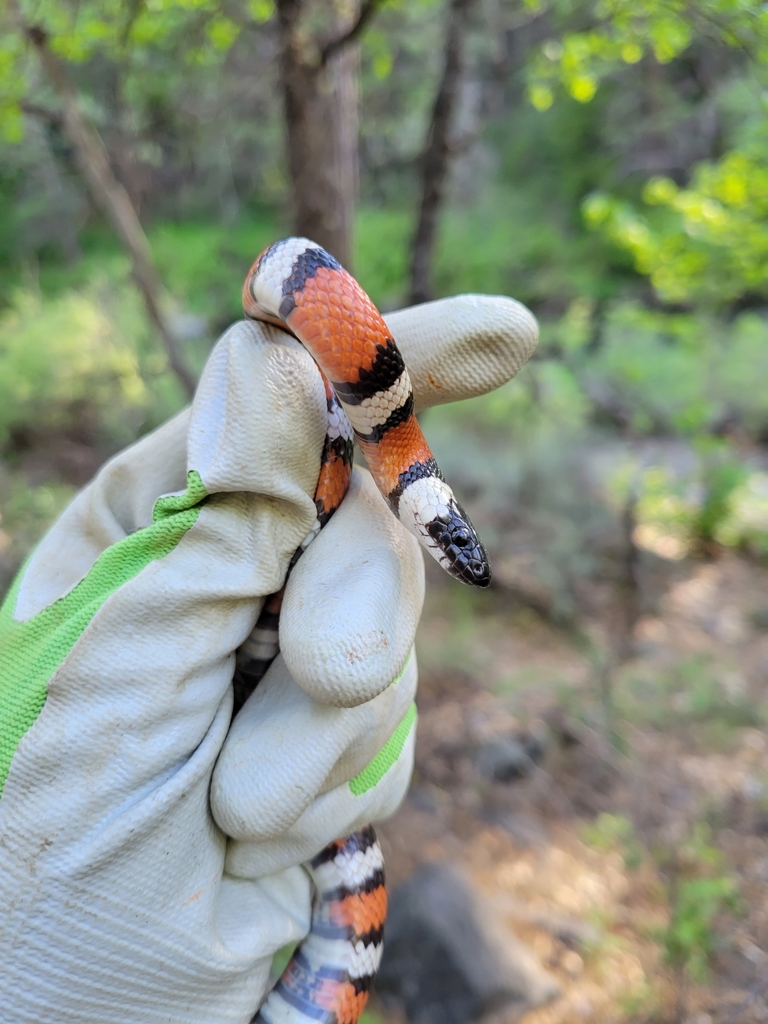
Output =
[{"x1": 1, "y1": 1, "x2": 768, "y2": 1021}]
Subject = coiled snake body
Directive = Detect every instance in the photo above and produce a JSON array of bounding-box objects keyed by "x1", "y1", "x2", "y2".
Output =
[{"x1": 235, "y1": 238, "x2": 490, "y2": 1024}]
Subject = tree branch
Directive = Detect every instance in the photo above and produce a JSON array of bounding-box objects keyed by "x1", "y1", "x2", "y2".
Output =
[
  {"x1": 15, "y1": 16, "x2": 196, "y2": 399},
  {"x1": 119, "y1": 0, "x2": 146, "y2": 49},
  {"x1": 19, "y1": 100, "x2": 62, "y2": 127},
  {"x1": 408, "y1": 0, "x2": 479, "y2": 306},
  {"x1": 320, "y1": 0, "x2": 385, "y2": 66}
]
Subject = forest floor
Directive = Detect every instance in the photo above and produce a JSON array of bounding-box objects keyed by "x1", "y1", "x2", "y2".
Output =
[{"x1": 372, "y1": 553, "x2": 768, "y2": 1024}]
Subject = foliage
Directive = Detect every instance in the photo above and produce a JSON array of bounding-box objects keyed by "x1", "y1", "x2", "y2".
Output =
[
  {"x1": 661, "y1": 824, "x2": 738, "y2": 983},
  {"x1": 583, "y1": 144, "x2": 768, "y2": 306},
  {"x1": 0, "y1": 283, "x2": 167, "y2": 450},
  {"x1": 525, "y1": 0, "x2": 768, "y2": 320},
  {"x1": 715, "y1": 470, "x2": 768, "y2": 554},
  {"x1": 570, "y1": 302, "x2": 768, "y2": 437},
  {"x1": 527, "y1": 0, "x2": 768, "y2": 112},
  {"x1": 0, "y1": 468, "x2": 75, "y2": 595},
  {"x1": 581, "y1": 811, "x2": 738, "y2": 984},
  {"x1": 631, "y1": 467, "x2": 697, "y2": 561},
  {"x1": 0, "y1": 265, "x2": 189, "y2": 587},
  {"x1": 617, "y1": 452, "x2": 768, "y2": 561},
  {"x1": 582, "y1": 810, "x2": 633, "y2": 849},
  {"x1": 613, "y1": 653, "x2": 764, "y2": 737},
  {"x1": 4, "y1": 0, "x2": 250, "y2": 76}
]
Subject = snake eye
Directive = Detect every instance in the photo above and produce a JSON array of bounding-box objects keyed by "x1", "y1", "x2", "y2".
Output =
[{"x1": 453, "y1": 528, "x2": 472, "y2": 547}]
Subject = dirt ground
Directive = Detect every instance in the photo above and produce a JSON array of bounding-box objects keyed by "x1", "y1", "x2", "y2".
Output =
[{"x1": 371, "y1": 553, "x2": 768, "y2": 1024}]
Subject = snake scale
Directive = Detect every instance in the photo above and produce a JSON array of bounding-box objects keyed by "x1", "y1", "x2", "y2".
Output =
[{"x1": 233, "y1": 238, "x2": 491, "y2": 1024}]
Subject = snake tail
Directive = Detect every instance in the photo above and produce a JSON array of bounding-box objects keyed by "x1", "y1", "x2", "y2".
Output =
[
  {"x1": 243, "y1": 236, "x2": 491, "y2": 588},
  {"x1": 253, "y1": 827, "x2": 386, "y2": 1024}
]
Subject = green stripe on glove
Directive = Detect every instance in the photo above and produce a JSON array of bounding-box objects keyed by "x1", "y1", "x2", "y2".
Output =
[{"x1": 0, "y1": 471, "x2": 208, "y2": 795}]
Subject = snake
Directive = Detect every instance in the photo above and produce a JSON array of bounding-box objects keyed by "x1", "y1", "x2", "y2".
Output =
[{"x1": 233, "y1": 237, "x2": 491, "y2": 1024}]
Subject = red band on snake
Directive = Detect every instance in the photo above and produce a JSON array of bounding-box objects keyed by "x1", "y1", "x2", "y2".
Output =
[{"x1": 235, "y1": 238, "x2": 491, "y2": 1024}]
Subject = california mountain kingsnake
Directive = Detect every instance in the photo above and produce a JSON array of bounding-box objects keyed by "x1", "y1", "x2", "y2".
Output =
[{"x1": 234, "y1": 238, "x2": 490, "y2": 1024}]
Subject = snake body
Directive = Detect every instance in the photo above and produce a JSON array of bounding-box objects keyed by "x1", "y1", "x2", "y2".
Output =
[{"x1": 235, "y1": 238, "x2": 490, "y2": 1024}]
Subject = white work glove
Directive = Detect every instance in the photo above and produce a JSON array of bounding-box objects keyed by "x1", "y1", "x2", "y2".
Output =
[{"x1": 0, "y1": 295, "x2": 537, "y2": 1023}]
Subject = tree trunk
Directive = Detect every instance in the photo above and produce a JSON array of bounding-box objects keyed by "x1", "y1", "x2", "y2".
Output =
[
  {"x1": 408, "y1": 0, "x2": 478, "y2": 306},
  {"x1": 24, "y1": 24, "x2": 197, "y2": 399},
  {"x1": 276, "y1": 0, "x2": 360, "y2": 269}
]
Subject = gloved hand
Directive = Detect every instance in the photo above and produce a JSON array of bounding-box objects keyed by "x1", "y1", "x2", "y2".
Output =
[{"x1": 0, "y1": 294, "x2": 537, "y2": 1023}]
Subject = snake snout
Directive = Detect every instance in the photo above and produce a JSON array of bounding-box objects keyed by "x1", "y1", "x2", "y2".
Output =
[
  {"x1": 449, "y1": 539, "x2": 492, "y2": 588},
  {"x1": 427, "y1": 502, "x2": 492, "y2": 588}
]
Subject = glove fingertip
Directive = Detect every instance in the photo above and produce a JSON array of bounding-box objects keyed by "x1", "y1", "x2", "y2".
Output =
[
  {"x1": 385, "y1": 294, "x2": 539, "y2": 412},
  {"x1": 280, "y1": 470, "x2": 424, "y2": 708}
]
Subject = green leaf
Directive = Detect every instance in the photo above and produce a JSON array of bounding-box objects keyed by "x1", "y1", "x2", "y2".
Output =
[
  {"x1": 247, "y1": 0, "x2": 274, "y2": 22},
  {"x1": 205, "y1": 15, "x2": 240, "y2": 49}
]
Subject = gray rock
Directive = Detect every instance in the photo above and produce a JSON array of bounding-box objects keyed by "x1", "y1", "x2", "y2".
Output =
[
  {"x1": 409, "y1": 786, "x2": 439, "y2": 813},
  {"x1": 475, "y1": 738, "x2": 535, "y2": 782},
  {"x1": 485, "y1": 810, "x2": 549, "y2": 847},
  {"x1": 521, "y1": 730, "x2": 548, "y2": 765},
  {"x1": 376, "y1": 863, "x2": 558, "y2": 1024}
]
